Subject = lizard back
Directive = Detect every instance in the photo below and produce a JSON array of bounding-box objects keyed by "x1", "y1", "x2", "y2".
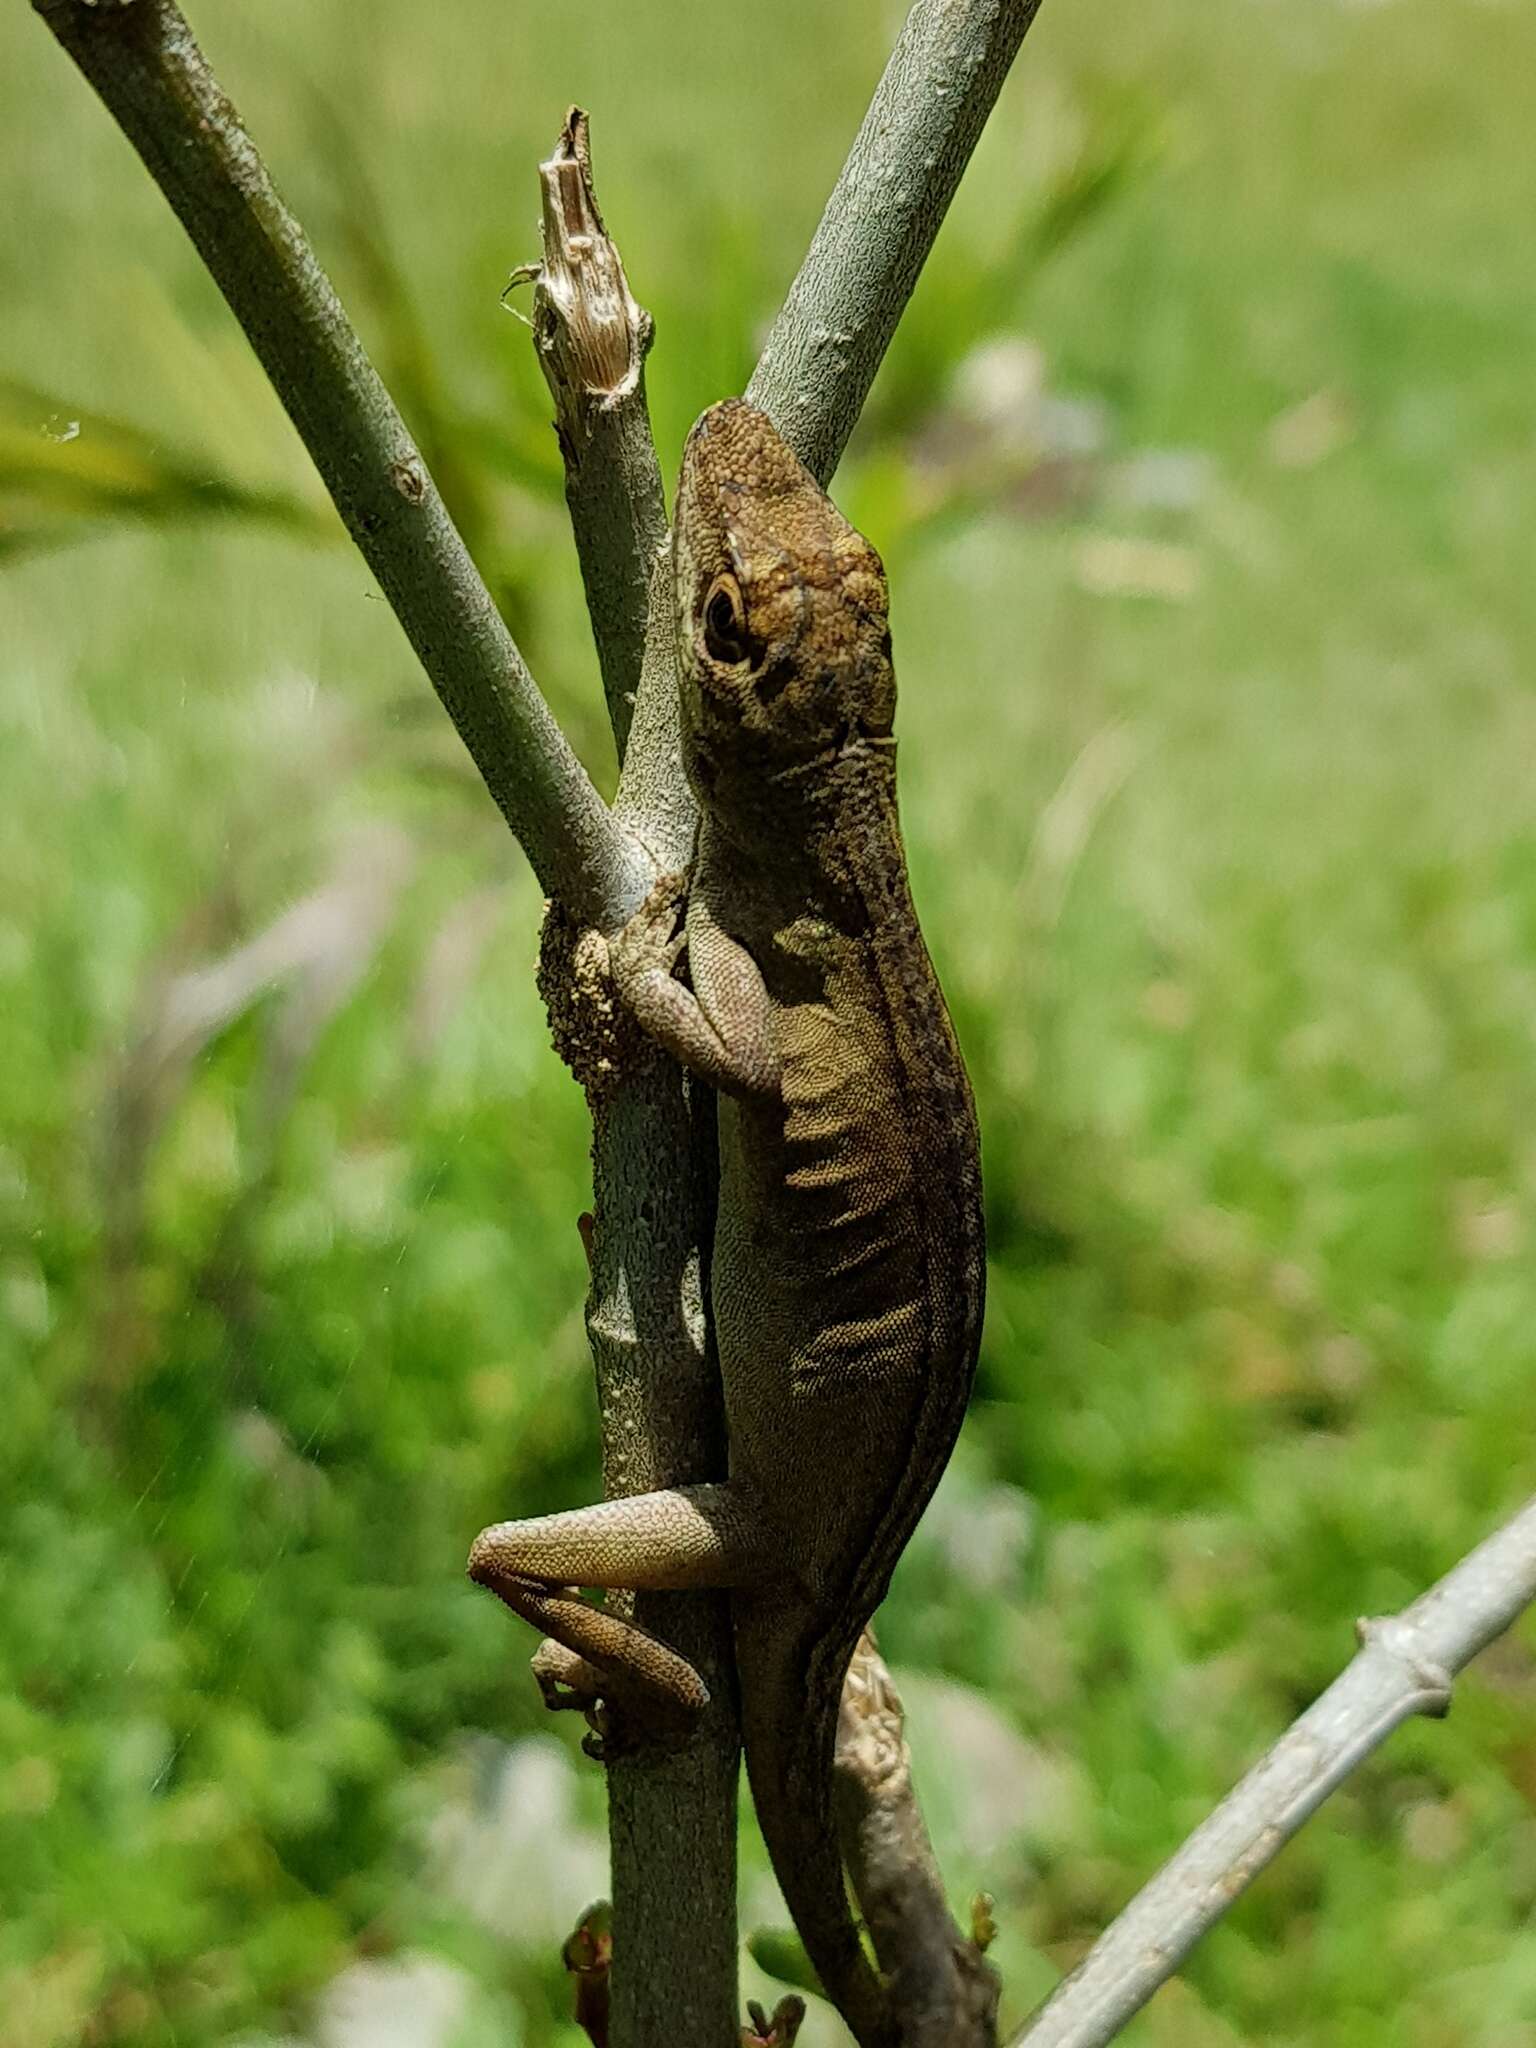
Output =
[{"x1": 674, "y1": 398, "x2": 985, "y2": 2045}]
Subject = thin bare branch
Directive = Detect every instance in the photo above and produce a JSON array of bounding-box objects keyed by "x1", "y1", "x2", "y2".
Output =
[
  {"x1": 1014, "y1": 1494, "x2": 1536, "y2": 2048},
  {"x1": 748, "y1": 0, "x2": 1046, "y2": 485},
  {"x1": 33, "y1": 0, "x2": 639, "y2": 926},
  {"x1": 516, "y1": 109, "x2": 669, "y2": 762}
]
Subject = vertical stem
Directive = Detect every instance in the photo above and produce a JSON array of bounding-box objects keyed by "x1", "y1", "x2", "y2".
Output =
[
  {"x1": 520, "y1": 115, "x2": 737, "y2": 2045},
  {"x1": 587, "y1": 1061, "x2": 738, "y2": 2046}
]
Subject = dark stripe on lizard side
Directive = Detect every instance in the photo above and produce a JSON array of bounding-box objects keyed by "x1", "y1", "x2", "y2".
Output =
[{"x1": 799, "y1": 736, "x2": 985, "y2": 1709}]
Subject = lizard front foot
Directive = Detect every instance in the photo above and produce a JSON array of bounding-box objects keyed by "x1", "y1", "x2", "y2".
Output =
[{"x1": 610, "y1": 869, "x2": 691, "y2": 986}]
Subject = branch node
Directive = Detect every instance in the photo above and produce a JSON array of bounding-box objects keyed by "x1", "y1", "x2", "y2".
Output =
[{"x1": 1355, "y1": 1615, "x2": 1455, "y2": 1716}]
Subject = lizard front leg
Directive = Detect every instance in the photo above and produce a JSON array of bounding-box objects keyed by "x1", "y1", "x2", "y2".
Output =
[
  {"x1": 468, "y1": 1482, "x2": 766, "y2": 1726},
  {"x1": 610, "y1": 870, "x2": 781, "y2": 1098}
]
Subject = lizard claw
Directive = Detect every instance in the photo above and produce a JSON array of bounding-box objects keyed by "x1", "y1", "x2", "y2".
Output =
[{"x1": 528, "y1": 1631, "x2": 701, "y2": 1763}]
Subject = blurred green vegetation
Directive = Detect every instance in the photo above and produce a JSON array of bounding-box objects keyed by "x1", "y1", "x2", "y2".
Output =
[{"x1": 3, "y1": 1, "x2": 1535, "y2": 2044}]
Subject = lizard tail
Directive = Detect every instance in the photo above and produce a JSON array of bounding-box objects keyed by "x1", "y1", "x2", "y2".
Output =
[{"x1": 739, "y1": 1627, "x2": 898, "y2": 2048}]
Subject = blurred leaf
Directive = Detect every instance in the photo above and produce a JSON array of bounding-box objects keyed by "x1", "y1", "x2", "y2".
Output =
[
  {"x1": 853, "y1": 77, "x2": 1166, "y2": 453},
  {"x1": 1009, "y1": 76, "x2": 1167, "y2": 286},
  {"x1": 302, "y1": 92, "x2": 509, "y2": 561},
  {"x1": 743, "y1": 1927, "x2": 822, "y2": 2005},
  {"x1": 106, "y1": 823, "x2": 415, "y2": 1219},
  {"x1": 0, "y1": 376, "x2": 335, "y2": 561}
]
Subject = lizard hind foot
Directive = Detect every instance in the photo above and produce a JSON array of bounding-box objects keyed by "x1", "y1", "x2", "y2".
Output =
[
  {"x1": 528, "y1": 1641, "x2": 619, "y2": 1762},
  {"x1": 529, "y1": 1638, "x2": 698, "y2": 1762},
  {"x1": 530, "y1": 1636, "x2": 608, "y2": 1715},
  {"x1": 468, "y1": 1548, "x2": 710, "y2": 1749}
]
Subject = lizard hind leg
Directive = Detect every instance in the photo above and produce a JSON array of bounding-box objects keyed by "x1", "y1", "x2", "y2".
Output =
[
  {"x1": 467, "y1": 1481, "x2": 767, "y2": 1727},
  {"x1": 485, "y1": 1573, "x2": 710, "y2": 1726}
]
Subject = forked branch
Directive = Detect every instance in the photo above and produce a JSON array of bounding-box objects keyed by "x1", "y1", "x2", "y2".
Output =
[{"x1": 34, "y1": 5, "x2": 1053, "y2": 2046}]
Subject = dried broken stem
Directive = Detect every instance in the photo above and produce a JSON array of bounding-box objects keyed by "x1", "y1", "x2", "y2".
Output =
[
  {"x1": 1014, "y1": 1493, "x2": 1536, "y2": 2048},
  {"x1": 515, "y1": 109, "x2": 668, "y2": 762},
  {"x1": 748, "y1": 0, "x2": 1046, "y2": 485},
  {"x1": 835, "y1": 1633, "x2": 1000, "y2": 2048},
  {"x1": 32, "y1": 0, "x2": 639, "y2": 927}
]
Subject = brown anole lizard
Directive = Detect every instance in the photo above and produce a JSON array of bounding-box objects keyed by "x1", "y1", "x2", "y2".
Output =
[{"x1": 470, "y1": 399, "x2": 985, "y2": 2048}]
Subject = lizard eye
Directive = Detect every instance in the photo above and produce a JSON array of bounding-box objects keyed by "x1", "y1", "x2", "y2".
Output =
[{"x1": 702, "y1": 574, "x2": 751, "y2": 666}]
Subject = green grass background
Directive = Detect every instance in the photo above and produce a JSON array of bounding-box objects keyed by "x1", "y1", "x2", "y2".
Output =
[{"x1": 3, "y1": 1, "x2": 1535, "y2": 2043}]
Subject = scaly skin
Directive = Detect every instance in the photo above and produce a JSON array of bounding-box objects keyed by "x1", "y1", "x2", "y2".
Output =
[{"x1": 470, "y1": 399, "x2": 985, "y2": 2047}]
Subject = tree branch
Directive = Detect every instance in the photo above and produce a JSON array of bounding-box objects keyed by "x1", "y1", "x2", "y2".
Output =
[
  {"x1": 32, "y1": 0, "x2": 640, "y2": 927},
  {"x1": 585, "y1": 1049, "x2": 737, "y2": 2048},
  {"x1": 1014, "y1": 1493, "x2": 1536, "y2": 2048},
  {"x1": 747, "y1": 0, "x2": 1046, "y2": 486}
]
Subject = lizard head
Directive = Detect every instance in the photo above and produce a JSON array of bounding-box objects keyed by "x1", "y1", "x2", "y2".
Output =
[{"x1": 673, "y1": 399, "x2": 895, "y2": 802}]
